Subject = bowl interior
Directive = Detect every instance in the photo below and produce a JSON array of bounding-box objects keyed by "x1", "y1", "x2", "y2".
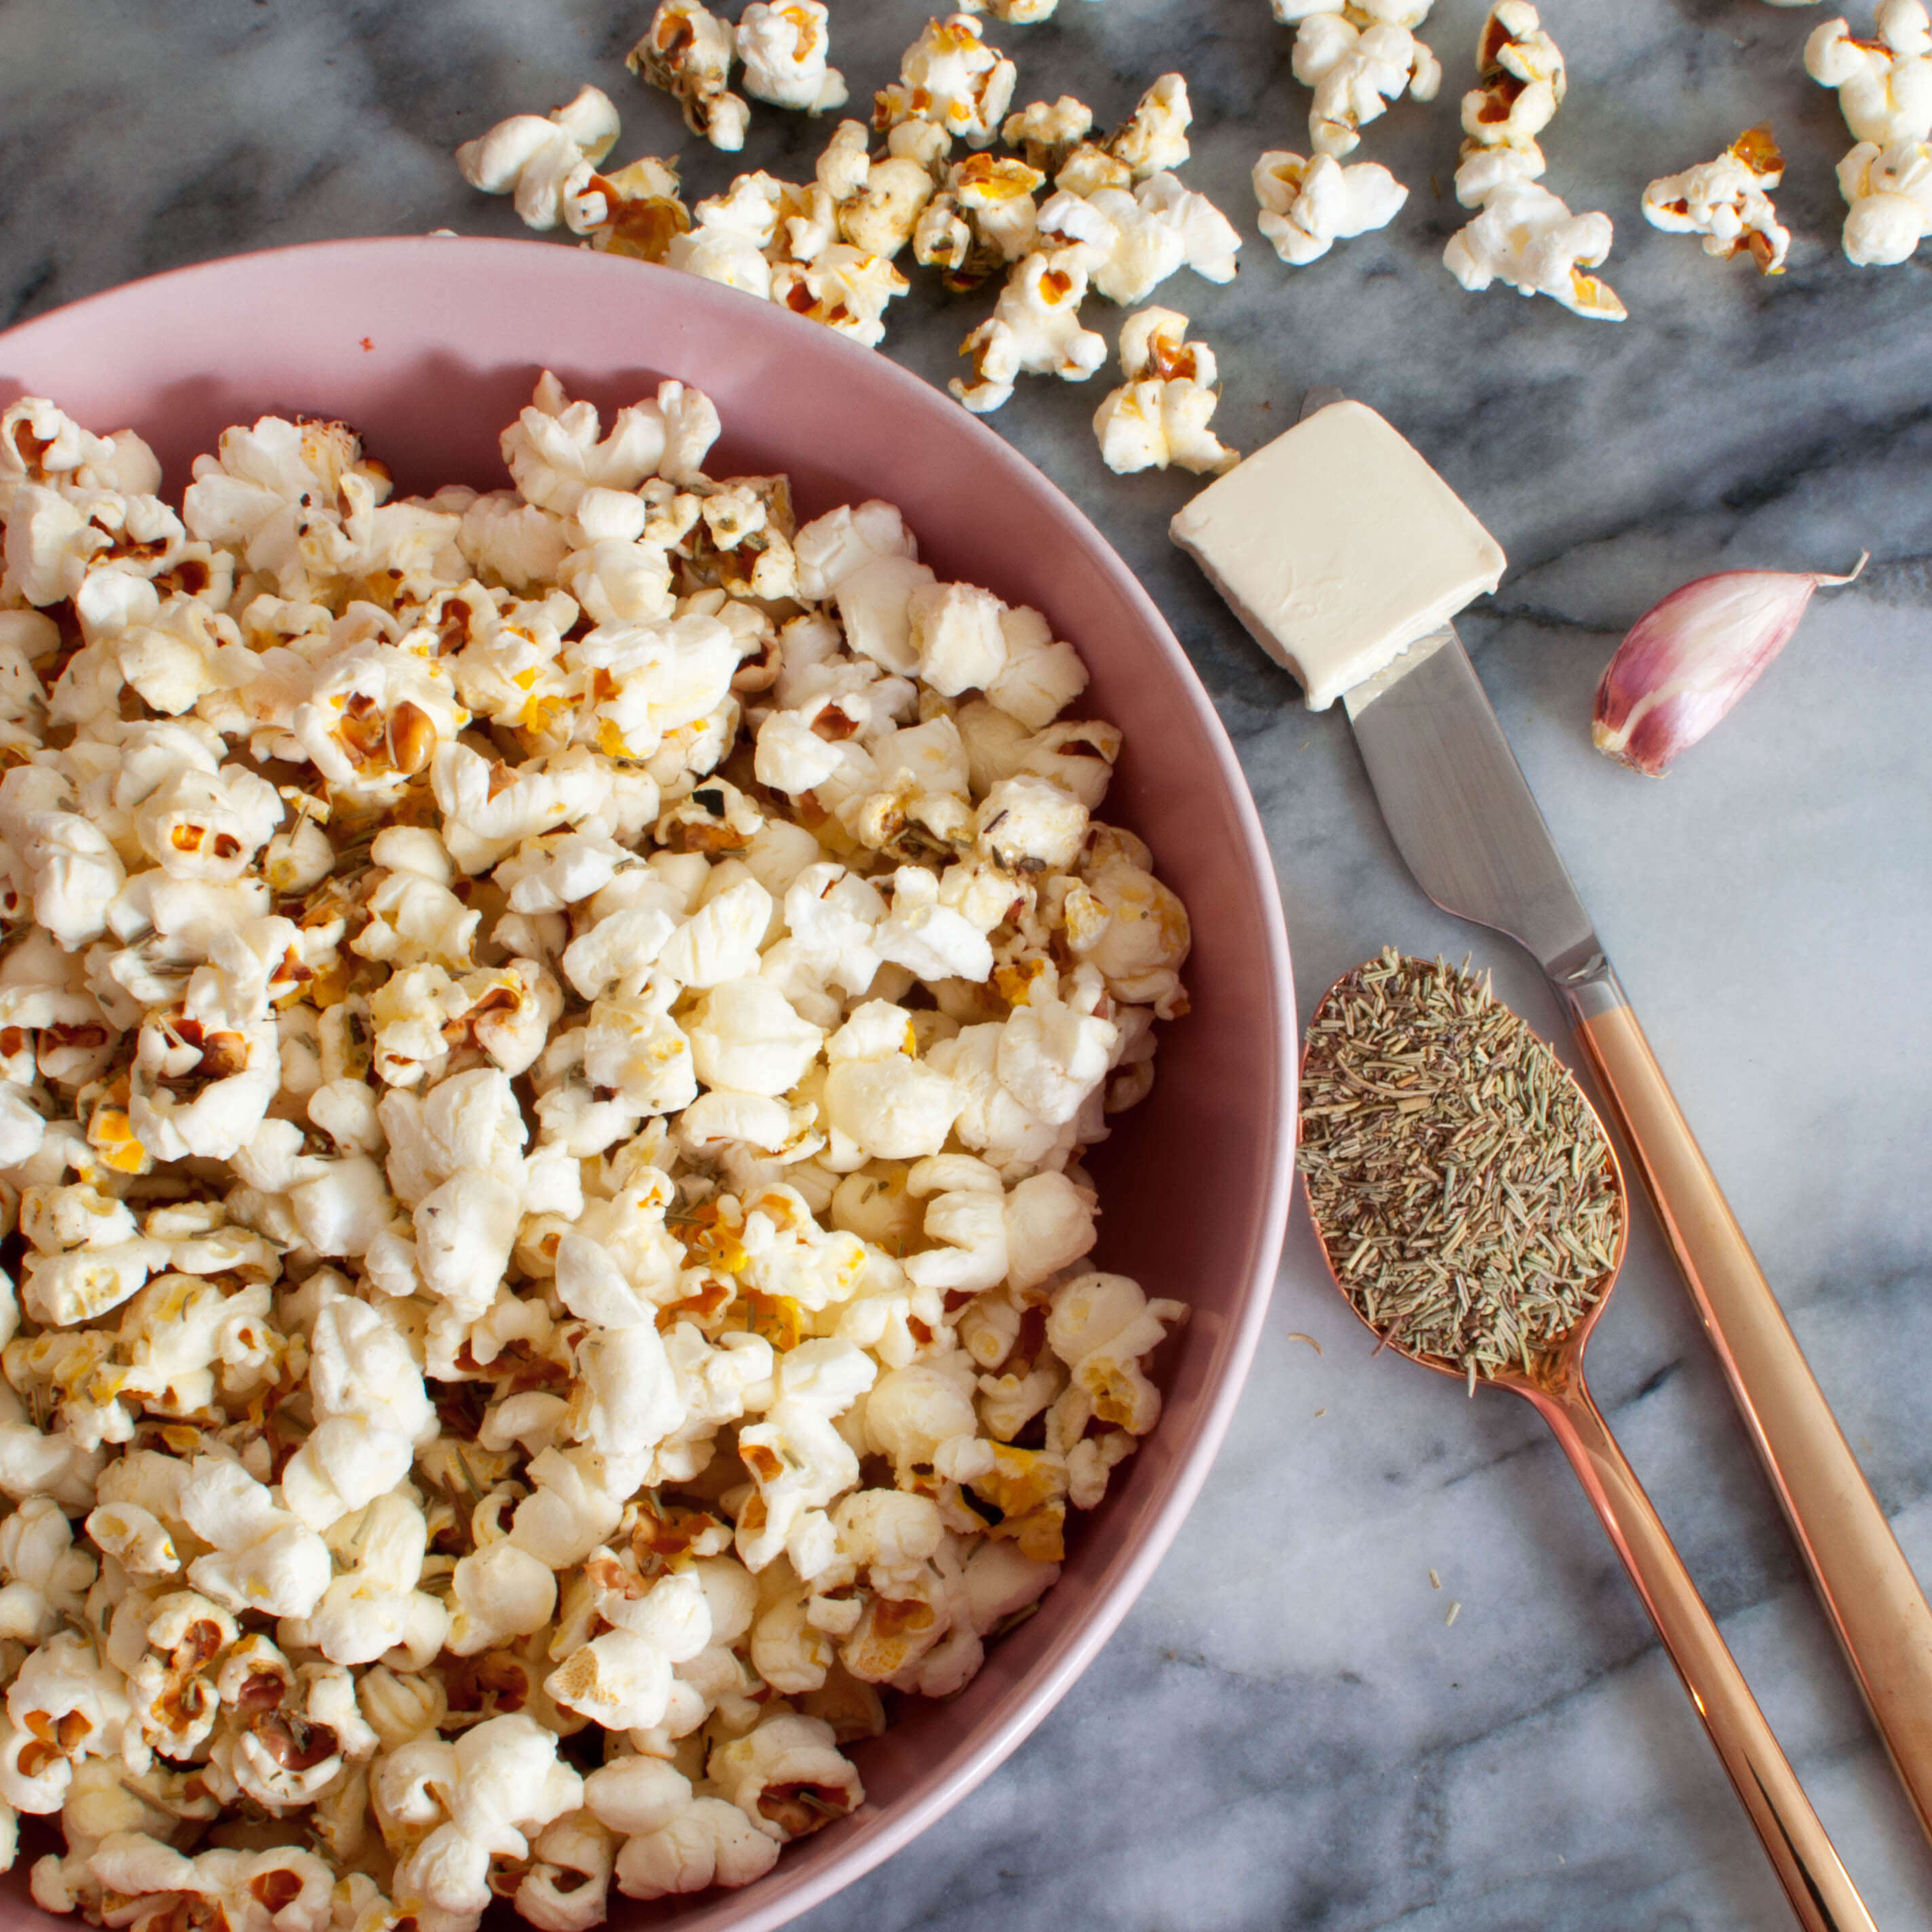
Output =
[{"x1": 0, "y1": 238, "x2": 1295, "y2": 1931}]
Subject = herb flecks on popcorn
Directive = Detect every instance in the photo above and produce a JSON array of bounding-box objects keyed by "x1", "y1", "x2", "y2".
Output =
[{"x1": 0, "y1": 377, "x2": 1191, "y2": 1926}]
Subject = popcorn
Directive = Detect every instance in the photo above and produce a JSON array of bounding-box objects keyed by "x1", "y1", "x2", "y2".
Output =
[
  {"x1": 384, "y1": 1716, "x2": 583, "y2": 1932},
  {"x1": 1642, "y1": 128, "x2": 1790, "y2": 275},
  {"x1": 1442, "y1": 3, "x2": 1619, "y2": 316},
  {"x1": 1047, "y1": 1270, "x2": 1186, "y2": 1435},
  {"x1": 1287, "y1": 5, "x2": 1440, "y2": 159},
  {"x1": 456, "y1": 87, "x2": 623, "y2": 232},
  {"x1": 543, "y1": 1568, "x2": 710, "y2": 1728},
  {"x1": 1807, "y1": 1, "x2": 1932, "y2": 146},
  {"x1": 822, "y1": 1001, "x2": 965, "y2": 1160},
  {"x1": 613, "y1": 1794, "x2": 779, "y2": 1899},
  {"x1": 708, "y1": 1711, "x2": 862, "y2": 1840},
  {"x1": 1836, "y1": 135, "x2": 1932, "y2": 262},
  {"x1": 580, "y1": 159, "x2": 693, "y2": 266},
  {"x1": 736, "y1": 1339, "x2": 876, "y2": 1572},
  {"x1": 1444, "y1": 149, "x2": 1625, "y2": 319},
  {"x1": 518, "y1": 1815, "x2": 615, "y2": 1932},
  {"x1": 687, "y1": 978, "x2": 824, "y2": 1096},
  {"x1": 178, "y1": 1456, "x2": 332, "y2": 1621},
  {"x1": 770, "y1": 246, "x2": 911, "y2": 350},
  {"x1": 0, "y1": 1500, "x2": 96, "y2": 1644},
  {"x1": 1253, "y1": 149, "x2": 1407, "y2": 265},
  {"x1": 0, "y1": 376, "x2": 1192, "y2": 1925},
  {"x1": 1036, "y1": 172, "x2": 1242, "y2": 306},
  {"x1": 279, "y1": 1299, "x2": 436, "y2": 1531},
  {"x1": 878, "y1": 15, "x2": 1018, "y2": 149},
  {"x1": 630, "y1": 1, "x2": 751, "y2": 153},
  {"x1": 54, "y1": 1838, "x2": 334, "y2": 1932},
  {"x1": 1110, "y1": 74, "x2": 1195, "y2": 180},
  {"x1": 961, "y1": 0, "x2": 1060, "y2": 18},
  {"x1": 1091, "y1": 308, "x2": 1238, "y2": 477},
  {"x1": 737, "y1": 2, "x2": 847, "y2": 114},
  {"x1": 951, "y1": 251, "x2": 1108, "y2": 414},
  {"x1": 1458, "y1": 0, "x2": 1563, "y2": 166}
]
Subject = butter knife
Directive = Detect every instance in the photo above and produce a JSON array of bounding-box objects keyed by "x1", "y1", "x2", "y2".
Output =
[{"x1": 1319, "y1": 391, "x2": 1932, "y2": 1855}]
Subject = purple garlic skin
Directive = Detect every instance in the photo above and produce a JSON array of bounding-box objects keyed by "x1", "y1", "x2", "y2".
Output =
[{"x1": 1591, "y1": 557, "x2": 1866, "y2": 776}]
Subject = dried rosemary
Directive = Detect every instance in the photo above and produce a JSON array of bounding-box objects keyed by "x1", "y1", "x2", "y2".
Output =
[{"x1": 1297, "y1": 949, "x2": 1622, "y2": 1392}]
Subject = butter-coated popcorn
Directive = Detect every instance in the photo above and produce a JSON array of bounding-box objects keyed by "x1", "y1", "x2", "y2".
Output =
[{"x1": 0, "y1": 377, "x2": 1189, "y2": 1923}]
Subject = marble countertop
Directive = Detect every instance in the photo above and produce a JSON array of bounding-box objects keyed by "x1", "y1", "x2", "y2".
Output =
[{"x1": 6, "y1": 0, "x2": 1932, "y2": 1925}]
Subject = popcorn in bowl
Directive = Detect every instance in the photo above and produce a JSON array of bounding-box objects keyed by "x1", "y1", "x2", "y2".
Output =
[{"x1": 0, "y1": 372, "x2": 1191, "y2": 1926}]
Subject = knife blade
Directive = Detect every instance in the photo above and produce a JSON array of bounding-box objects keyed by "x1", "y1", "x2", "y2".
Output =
[
  {"x1": 1343, "y1": 625, "x2": 1605, "y2": 988},
  {"x1": 1307, "y1": 390, "x2": 1932, "y2": 1851}
]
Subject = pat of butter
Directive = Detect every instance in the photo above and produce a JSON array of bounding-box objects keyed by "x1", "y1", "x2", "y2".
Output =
[{"x1": 1170, "y1": 400, "x2": 1506, "y2": 710}]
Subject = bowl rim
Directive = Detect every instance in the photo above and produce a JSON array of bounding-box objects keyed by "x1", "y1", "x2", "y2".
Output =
[{"x1": 0, "y1": 235, "x2": 1300, "y2": 1929}]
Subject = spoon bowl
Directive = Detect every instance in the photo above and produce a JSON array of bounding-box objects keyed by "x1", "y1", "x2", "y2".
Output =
[
  {"x1": 1309, "y1": 1063, "x2": 1631, "y2": 1402},
  {"x1": 1298, "y1": 957, "x2": 1876, "y2": 1932}
]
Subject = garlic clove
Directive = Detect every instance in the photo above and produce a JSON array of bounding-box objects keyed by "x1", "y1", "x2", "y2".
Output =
[{"x1": 1591, "y1": 555, "x2": 1867, "y2": 775}]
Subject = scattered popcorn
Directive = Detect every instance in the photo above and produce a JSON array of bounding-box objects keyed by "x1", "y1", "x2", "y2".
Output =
[
  {"x1": 0, "y1": 381, "x2": 1191, "y2": 1927},
  {"x1": 737, "y1": 1, "x2": 847, "y2": 115},
  {"x1": 1109, "y1": 74, "x2": 1195, "y2": 179},
  {"x1": 1642, "y1": 127, "x2": 1790, "y2": 274},
  {"x1": 1835, "y1": 134, "x2": 1932, "y2": 262},
  {"x1": 1457, "y1": 0, "x2": 1563, "y2": 168},
  {"x1": 877, "y1": 15, "x2": 1018, "y2": 150},
  {"x1": 914, "y1": 153, "x2": 1045, "y2": 292},
  {"x1": 1253, "y1": 149, "x2": 1407, "y2": 264},
  {"x1": 1444, "y1": 149, "x2": 1624, "y2": 319},
  {"x1": 1001, "y1": 95, "x2": 1095, "y2": 176},
  {"x1": 1442, "y1": 4, "x2": 1623, "y2": 318},
  {"x1": 1036, "y1": 170, "x2": 1242, "y2": 305},
  {"x1": 1283, "y1": 1, "x2": 1442, "y2": 159},
  {"x1": 630, "y1": 1, "x2": 750, "y2": 153},
  {"x1": 1091, "y1": 308, "x2": 1239, "y2": 476},
  {"x1": 1809, "y1": 2, "x2": 1932, "y2": 260},
  {"x1": 951, "y1": 251, "x2": 1108, "y2": 413},
  {"x1": 1806, "y1": 1, "x2": 1932, "y2": 147},
  {"x1": 457, "y1": 87, "x2": 623, "y2": 233}
]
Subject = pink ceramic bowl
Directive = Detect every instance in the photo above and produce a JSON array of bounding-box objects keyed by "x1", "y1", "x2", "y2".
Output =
[{"x1": 0, "y1": 238, "x2": 1295, "y2": 1929}]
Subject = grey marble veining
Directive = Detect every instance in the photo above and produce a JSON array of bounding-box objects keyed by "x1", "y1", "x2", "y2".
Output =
[{"x1": 6, "y1": 0, "x2": 1932, "y2": 1926}]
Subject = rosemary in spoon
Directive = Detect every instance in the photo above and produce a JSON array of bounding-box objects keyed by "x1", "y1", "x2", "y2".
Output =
[{"x1": 1297, "y1": 950, "x2": 1621, "y2": 1392}]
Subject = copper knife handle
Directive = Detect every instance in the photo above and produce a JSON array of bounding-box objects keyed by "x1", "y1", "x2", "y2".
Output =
[
  {"x1": 1565, "y1": 967, "x2": 1932, "y2": 1844},
  {"x1": 1530, "y1": 1378, "x2": 1879, "y2": 1932}
]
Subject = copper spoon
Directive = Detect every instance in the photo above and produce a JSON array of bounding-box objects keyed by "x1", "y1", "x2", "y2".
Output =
[{"x1": 1300, "y1": 971, "x2": 1879, "y2": 1932}]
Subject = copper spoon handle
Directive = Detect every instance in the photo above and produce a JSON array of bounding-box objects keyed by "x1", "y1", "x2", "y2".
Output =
[
  {"x1": 1569, "y1": 982, "x2": 1932, "y2": 1844},
  {"x1": 1527, "y1": 1377, "x2": 1878, "y2": 1932}
]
